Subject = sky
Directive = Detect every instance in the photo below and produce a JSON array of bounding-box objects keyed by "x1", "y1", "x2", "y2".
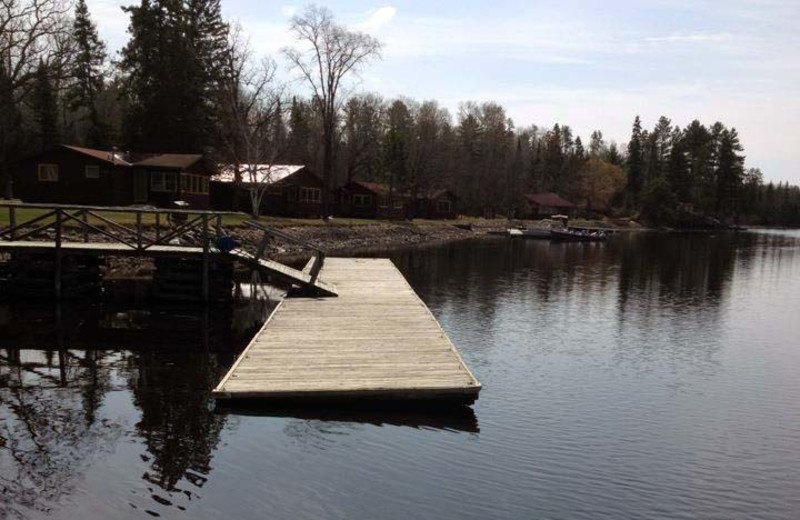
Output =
[{"x1": 88, "y1": 0, "x2": 800, "y2": 184}]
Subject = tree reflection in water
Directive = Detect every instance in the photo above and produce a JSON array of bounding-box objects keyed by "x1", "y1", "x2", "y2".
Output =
[
  {"x1": 0, "y1": 347, "x2": 127, "y2": 519},
  {"x1": 0, "y1": 278, "x2": 275, "y2": 518}
]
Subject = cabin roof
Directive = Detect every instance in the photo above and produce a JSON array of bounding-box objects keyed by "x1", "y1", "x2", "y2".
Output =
[
  {"x1": 59, "y1": 145, "x2": 203, "y2": 170},
  {"x1": 212, "y1": 164, "x2": 305, "y2": 184},
  {"x1": 524, "y1": 192, "x2": 575, "y2": 208},
  {"x1": 344, "y1": 181, "x2": 412, "y2": 198},
  {"x1": 134, "y1": 153, "x2": 203, "y2": 169},
  {"x1": 417, "y1": 188, "x2": 457, "y2": 200},
  {"x1": 62, "y1": 145, "x2": 133, "y2": 166}
]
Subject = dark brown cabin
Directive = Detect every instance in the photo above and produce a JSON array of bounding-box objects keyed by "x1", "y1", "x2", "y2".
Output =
[
  {"x1": 210, "y1": 165, "x2": 322, "y2": 217},
  {"x1": 13, "y1": 145, "x2": 215, "y2": 209},
  {"x1": 522, "y1": 192, "x2": 576, "y2": 218},
  {"x1": 337, "y1": 181, "x2": 410, "y2": 220},
  {"x1": 415, "y1": 189, "x2": 458, "y2": 220}
]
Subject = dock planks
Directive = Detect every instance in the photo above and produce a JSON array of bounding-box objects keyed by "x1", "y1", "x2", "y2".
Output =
[{"x1": 212, "y1": 258, "x2": 481, "y2": 403}]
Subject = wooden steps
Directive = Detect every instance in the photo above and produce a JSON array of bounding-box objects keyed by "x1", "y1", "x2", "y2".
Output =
[{"x1": 227, "y1": 249, "x2": 337, "y2": 297}]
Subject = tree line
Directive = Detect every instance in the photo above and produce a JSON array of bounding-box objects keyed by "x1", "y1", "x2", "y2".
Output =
[{"x1": 2, "y1": 0, "x2": 798, "y2": 225}]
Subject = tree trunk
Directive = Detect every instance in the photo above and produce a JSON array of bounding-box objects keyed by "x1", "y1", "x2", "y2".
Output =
[{"x1": 321, "y1": 114, "x2": 335, "y2": 219}]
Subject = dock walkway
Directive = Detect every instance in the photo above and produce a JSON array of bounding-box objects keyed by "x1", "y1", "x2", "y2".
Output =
[{"x1": 212, "y1": 258, "x2": 481, "y2": 403}]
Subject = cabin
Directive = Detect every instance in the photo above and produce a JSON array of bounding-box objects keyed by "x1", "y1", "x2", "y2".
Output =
[
  {"x1": 210, "y1": 165, "x2": 322, "y2": 217},
  {"x1": 13, "y1": 145, "x2": 215, "y2": 209},
  {"x1": 415, "y1": 189, "x2": 458, "y2": 220},
  {"x1": 522, "y1": 192, "x2": 576, "y2": 218},
  {"x1": 337, "y1": 181, "x2": 410, "y2": 220}
]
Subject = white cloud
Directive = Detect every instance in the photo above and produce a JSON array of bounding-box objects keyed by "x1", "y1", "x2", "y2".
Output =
[
  {"x1": 281, "y1": 5, "x2": 297, "y2": 18},
  {"x1": 356, "y1": 6, "x2": 397, "y2": 32},
  {"x1": 640, "y1": 33, "x2": 730, "y2": 44}
]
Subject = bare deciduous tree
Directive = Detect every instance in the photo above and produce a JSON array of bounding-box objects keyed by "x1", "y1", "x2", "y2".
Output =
[
  {"x1": 217, "y1": 28, "x2": 287, "y2": 216},
  {"x1": 1, "y1": 0, "x2": 72, "y2": 198},
  {"x1": 283, "y1": 4, "x2": 381, "y2": 218}
]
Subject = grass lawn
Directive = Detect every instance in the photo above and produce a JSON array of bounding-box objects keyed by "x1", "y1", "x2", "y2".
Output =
[{"x1": 0, "y1": 206, "x2": 414, "y2": 230}]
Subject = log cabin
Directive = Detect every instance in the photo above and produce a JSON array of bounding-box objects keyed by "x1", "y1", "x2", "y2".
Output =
[
  {"x1": 13, "y1": 145, "x2": 215, "y2": 209},
  {"x1": 415, "y1": 189, "x2": 458, "y2": 220},
  {"x1": 337, "y1": 181, "x2": 411, "y2": 220},
  {"x1": 522, "y1": 192, "x2": 576, "y2": 218},
  {"x1": 210, "y1": 165, "x2": 322, "y2": 217}
]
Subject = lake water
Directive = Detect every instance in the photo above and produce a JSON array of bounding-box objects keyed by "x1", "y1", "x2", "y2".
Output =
[{"x1": 2, "y1": 230, "x2": 799, "y2": 520}]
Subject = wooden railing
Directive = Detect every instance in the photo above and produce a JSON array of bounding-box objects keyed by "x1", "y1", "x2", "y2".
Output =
[
  {"x1": 0, "y1": 202, "x2": 236, "y2": 250},
  {"x1": 242, "y1": 220, "x2": 326, "y2": 284},
  {"x1": 0, "y1": 202, "x2": 329, "y2": 297}
]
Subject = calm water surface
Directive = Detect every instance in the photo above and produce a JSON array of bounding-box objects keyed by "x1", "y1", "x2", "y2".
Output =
[{"x1": 1, "y1": 231, "x2": 799, "y2": 519}]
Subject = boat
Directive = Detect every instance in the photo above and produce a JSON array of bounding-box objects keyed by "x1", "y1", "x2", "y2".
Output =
[
  {"x1": 550, "y1": 228, "x2": 609, "y2": 242},
  {"x1": 520, "y1": 228, "x2": 551, "y2": 239}
]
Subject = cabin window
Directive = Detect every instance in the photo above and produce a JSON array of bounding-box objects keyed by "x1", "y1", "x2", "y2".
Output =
[
  {"x1": 393, "y1": 199, "x2": 404, "y2": 209},
  {"x1": 300, "y1": 187, "x2": 321, "y2": 204},
  {"x1": 180, "y1": 173, "x2": 209, "y2": 195},
  {"x1": 37, "y1": 164, "x2": 58, "y2": 182},
  {"x1": 353, "y1": 194, "x2": 372, "y2": 206},
  {"x1": 437, "y1": 200, "x2": 451, "y2": 212},
  {"x1": 85, "y1": 165, "x2": 100, "y2": 179},
  {"x1": 151, "y1": 171, "x2": 177, "y2": 192}
]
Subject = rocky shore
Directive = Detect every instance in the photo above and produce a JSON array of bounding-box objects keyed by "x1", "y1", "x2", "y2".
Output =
[{"x1": 2, "y1": 217, "x2": 644, "y2": 279}]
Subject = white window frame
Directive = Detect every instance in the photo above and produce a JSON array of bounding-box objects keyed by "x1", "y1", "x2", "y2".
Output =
[
  {"x1": 85, "y1": 165, "x2": 100, "y2": 179},
  {"x1": 180, "y1": 173, "x2": 209, "y2": 194},
  {"x1": 37, "y1": 163, "x2": 58, "y2": 182},
  {"x1": 300, "y1": 187, "x2": 321, "y2": 204},
  {"x1": 354, "y1": 194, "x2": 372, "y2": 206},
  {"x1": 151, "y1": 171, "x2": 177, "y2": 192}
]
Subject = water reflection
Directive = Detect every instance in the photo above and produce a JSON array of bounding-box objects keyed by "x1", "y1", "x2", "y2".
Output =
[
  {"x1": 0, "y1": 277, "x2": 277, "y2": 519},
  {"x1": 217, "y1": 403, "x2": 480, "y2": 433},
  {"x1": 0, "y1": 348, "x2": 128, "y2": 518},
  {"x1": 1, "y1": 231, "x2": 799, "y2": 519}
]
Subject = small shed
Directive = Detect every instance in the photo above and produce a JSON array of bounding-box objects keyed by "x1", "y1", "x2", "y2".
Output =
[{"x1": 522, "y1": 192, "x2": 576, "y2": 218}]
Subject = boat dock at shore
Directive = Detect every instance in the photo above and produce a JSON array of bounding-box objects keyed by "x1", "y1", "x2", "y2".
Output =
[{"x1": 213, "y1": 257, "x2": 481, "y2": 404}]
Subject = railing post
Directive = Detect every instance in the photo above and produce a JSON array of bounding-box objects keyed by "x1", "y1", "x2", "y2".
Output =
[
  {"x1": 81, "y1": 210, "x2": 89, "y2": 243},
  {"x1": 54, "y1": 209, "x2": 62, "y2": 300},
  {"x1": 309, "y1": 250, "x2": 325, "y2": 284},
  {"x1": 9, "y1": 206, "x2": 16, "y2": 240},
  {"x1": 202, "y1": 214, "x2": 209, "y2": 302},
  {"x1": 155, "y1": 212, "x2": 161, "y2": 242},
  {"x1": 255, "y1": 231, "x2": 270, "y2": 261},
  {"x1": 136, "y1": 211, "x2": 142, "y2": 250}
]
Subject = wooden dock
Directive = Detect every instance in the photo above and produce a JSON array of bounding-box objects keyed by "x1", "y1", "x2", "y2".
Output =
[
  {"x1": 0, "y1": 203, "x2": 337, "y2": 298},
  {"x1": 212, "y1": 258, "x2": 481, "y2": 404}
]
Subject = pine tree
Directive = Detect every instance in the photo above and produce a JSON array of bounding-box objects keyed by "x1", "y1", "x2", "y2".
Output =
[
  {"x1": 589, "y1": 130, "x2": 604, "y2": 157},
  {"x1": 287, "y1": 97, "x2": 311, "y2": 164},
  {"x1": 69, "y1": 0, "x2": 108, "y2": 147},
  {"x1": 32, "y1": 61, "x2": 60, "y2": 152},
  {"x1": 715, "y1": 127, "x2": 744, "y2": 216},
  {"x1": 0, "y1": 64, "x2": 22, "y2": 198},
  {"x1": 626, "y1": 116, "x2": 644, "y2": 197},
  {"x1": 666, "y1": 127, "x2": 691, "y2": 203},
  {"x1": 121, "y1": 0, "x2": 229, "y2": 152},
  {"x1": 383, "y1": 99, "x2": 412, "y2": 212}
]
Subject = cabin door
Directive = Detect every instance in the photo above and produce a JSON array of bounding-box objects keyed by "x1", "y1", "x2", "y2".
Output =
[{"x1": 133, "y1": 171, "x2": 148, "y2": 203}]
